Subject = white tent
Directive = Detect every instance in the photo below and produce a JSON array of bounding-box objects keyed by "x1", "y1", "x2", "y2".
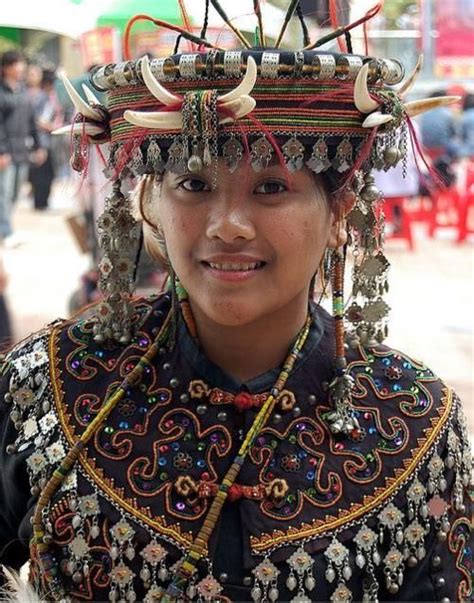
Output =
[
  {"x1": 0, "y1": 0, "x2": 99, "y2": 38},
  {"x1": 0, "y1": 0, "x2": 291, "y2": 40}
]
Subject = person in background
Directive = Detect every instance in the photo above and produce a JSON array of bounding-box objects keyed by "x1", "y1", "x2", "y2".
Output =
[
  {"x1": 0, "y1": 76, "x2": 14, "y2": 245},
  {"x1": 459, "y1": 93, "x2": 474, "y2": 159},
  {"x1": 0, "y1": 51, "x2": 45, "y2": 244},
  {"x1": 0, "y1": 251, "x2": 11, "y2": 348},
  {"x1": 420, "y1": 90, "x2": 458, "y2": 162},
  {"x1": 28, "y1": 69, "x2": 63, "y2": 211}
]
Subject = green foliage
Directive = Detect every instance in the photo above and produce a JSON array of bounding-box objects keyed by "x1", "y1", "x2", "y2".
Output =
[{"x1": 383, "y1": 0, "x2": 418, "y2": 29}]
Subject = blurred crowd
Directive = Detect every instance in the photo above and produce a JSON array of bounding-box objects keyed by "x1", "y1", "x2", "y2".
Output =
[
  {"x1": 0, "y1": 49, "x2": 473, "y2": 348},
  {"x1": 0, "y1": 50, "x2": 73, "y2": 343}
]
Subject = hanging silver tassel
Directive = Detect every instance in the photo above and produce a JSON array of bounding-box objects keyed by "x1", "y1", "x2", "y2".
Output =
[
  {"x1": 93, "y1": 180, "x2": 141, "y2": 345},
  {"x1": 346, "y1": 171, "x2": 390, "y2": 348}
]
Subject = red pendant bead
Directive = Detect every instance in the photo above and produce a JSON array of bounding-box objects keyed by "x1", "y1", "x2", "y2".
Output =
[{"x1": 233, "y1": 392, "x2": 255, "y2": 412}]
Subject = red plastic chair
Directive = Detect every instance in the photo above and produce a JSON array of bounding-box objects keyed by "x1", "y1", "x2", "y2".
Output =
[
  {"x1": 382, "y1": 196, "x2": 415, "y2": 251},
  {"x1": 427, "y1": 187, "x2": 461, "y2": 238},
  {"x1": 457, "y1": 160, "x2": 474, "y2": 243}
]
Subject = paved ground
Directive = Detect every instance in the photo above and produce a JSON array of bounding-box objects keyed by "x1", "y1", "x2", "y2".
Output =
[{"x1": 3, "y1": 181, "x2": 474, "y2": 436}]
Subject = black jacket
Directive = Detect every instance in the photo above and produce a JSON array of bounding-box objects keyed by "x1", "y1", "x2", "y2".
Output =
[
  {"x1": 0, "y1": 80, "x2": 41, "y2": 162},
  {"x1": 0, "y1": 296, "x2": 472, "y2": 602}
]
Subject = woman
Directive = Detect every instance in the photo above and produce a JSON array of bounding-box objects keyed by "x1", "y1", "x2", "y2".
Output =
[{"x1": 0, "y1": 3, "x2": 471, "y2": 602}]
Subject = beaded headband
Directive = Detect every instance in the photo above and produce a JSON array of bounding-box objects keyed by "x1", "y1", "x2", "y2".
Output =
[{"x1": 62, "y1": 50, "x2": 422, "y2": 184}]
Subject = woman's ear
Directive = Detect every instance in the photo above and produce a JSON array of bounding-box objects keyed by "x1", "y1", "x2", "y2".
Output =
[{"x1": 327, "y1": 189, "x2": 356, "y2": 249}]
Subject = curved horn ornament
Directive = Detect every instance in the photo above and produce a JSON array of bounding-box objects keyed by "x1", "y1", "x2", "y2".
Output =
[
  {"x1": 218, "y1": 96, "x2": 256, "y2": 123},
  {"x1": 404, "y1": 95, "x2": 460, "y2": 118},
  {"x1": 52, "y1": 123, "x2": 104, "y2": 136},
  {"x1": 124, "y1": 109, "x2": 183, "y2": 130},
  {"x1": 81, "y1": 83, "x2": 102, "y2": 106},
  {"x1": 362, "y1": 112, "x2": 394, "y2": 129},
  {"x1": 398, "y1": 55, "x2": 423, "y2": 97},
  {"x1": 141, "y1": 55, "x2": 182, "y2": 106},
  {"x1": 218, "y1": 56, "x2": 258, "y2": 103},
  {"x1": 61, "y1": 74, "x2": 102, "y2": 121},
  {"x1": 354, "y1": 63, "x2": 379, "y2": 114}
]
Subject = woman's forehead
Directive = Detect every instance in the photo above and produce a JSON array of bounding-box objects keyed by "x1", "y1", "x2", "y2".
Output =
[{"x1": 163, "y1": 160, "x2": 309, "y2": 182}]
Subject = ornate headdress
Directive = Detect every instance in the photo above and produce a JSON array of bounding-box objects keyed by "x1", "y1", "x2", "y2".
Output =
[{"x1": 56, "y1": 1, "x2": 456, "y2": 434}]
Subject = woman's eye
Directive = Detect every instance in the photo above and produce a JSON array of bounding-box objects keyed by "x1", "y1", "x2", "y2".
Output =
[
  {"x1": 178, "y1": 178, "x2": 210, "y2": 192},
  {"x1": 254, "y1": 180, "x2": 287, "y2": 195}
]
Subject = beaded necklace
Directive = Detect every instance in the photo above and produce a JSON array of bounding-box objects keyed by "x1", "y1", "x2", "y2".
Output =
[{"x1": 30, "y1": 299, "x2": 311, "y2": 601}]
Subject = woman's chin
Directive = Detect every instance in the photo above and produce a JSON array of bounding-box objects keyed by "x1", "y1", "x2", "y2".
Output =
[{"x1": 191, "y1": 297, "x2": 267, "y2": 329}]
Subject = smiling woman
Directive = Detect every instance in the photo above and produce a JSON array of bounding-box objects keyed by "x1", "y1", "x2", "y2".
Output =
[
  {"x1": 0, "y1": 1, "x2": 471, "y2": 602},
  {"x1": 139, "y1": 164, "x2": 347, "y2": 381}
]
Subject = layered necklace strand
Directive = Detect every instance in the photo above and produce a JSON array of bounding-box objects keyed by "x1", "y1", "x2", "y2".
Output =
[{"x1": 163, "y1": 303, "x2": 312, "y2": 601}]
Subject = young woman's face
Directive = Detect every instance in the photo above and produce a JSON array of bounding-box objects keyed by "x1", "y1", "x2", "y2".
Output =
[{"x1": 157, "y1": 162, "x2": 344, "y2": 327}]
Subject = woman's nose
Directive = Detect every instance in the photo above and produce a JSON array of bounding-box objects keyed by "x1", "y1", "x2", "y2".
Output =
[{"x1": 205, "y1": 197, "x2": 256, "y2": 243}]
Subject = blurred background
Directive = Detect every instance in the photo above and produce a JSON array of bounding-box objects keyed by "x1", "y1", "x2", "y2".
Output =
[{"x1": 0, "y1": 1, "x2": 472, "y2": 437}]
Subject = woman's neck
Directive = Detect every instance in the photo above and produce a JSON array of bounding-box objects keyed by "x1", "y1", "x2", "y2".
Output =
[{"x1": 188, "y1": 297, "x2": 310, "y2": 383}]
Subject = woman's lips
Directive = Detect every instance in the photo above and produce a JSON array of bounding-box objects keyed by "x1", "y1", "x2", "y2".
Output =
[{"x1": 201, "y1": 260, "x2": 266, "y2": 282}]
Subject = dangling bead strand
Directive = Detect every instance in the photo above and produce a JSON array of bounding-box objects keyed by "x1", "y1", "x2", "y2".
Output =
[{"x1": 324, "y1": 249, "x2": 359, "y2": 438}]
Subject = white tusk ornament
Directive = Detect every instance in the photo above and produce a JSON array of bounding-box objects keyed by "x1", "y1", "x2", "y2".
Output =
[
  {"x1": 61, "y1": 74, "x2": 102, "y2": 121},
  {"x1": 362, "y1": 112, "x2": 394, "y2": 129},
  {"x1": 81, "y1": 83, "x2": 102, "y2": 106},
  {"x1": 218, "y1": 56, "x2": 258, "y2": 103},
  {"x1": 52, "y1": 123, "x2": 104, "y2": 136},
  {"x1": 141, "y1": 55, "x2": 182, "y2": 106},
  {"x1": 354, "y1": 63, "x2": 380, "y2": 114},
  {"x1": 398, "y1": 55, "x2": 423, "y2": 97},
  {"x1": 403, "y1": 95, "x2": 460, "y2": 118}
]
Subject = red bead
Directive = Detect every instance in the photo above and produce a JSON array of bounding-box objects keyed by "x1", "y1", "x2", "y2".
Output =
[
  {"x1": 201, "y1": 472, "x2": 210, "y2": 481},
  {"x1": 233, "y1": 392, "x2": 254, "y2": 411}
]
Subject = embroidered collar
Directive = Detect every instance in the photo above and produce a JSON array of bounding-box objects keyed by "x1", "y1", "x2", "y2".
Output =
[{"x1": 177, "y1": 302, "x2": 326, "y2": 394}]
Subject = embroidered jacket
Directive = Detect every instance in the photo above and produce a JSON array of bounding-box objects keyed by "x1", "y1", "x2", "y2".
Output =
[{"x1": 0, "y1": 294, "x2": 472, "y2": 602}]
